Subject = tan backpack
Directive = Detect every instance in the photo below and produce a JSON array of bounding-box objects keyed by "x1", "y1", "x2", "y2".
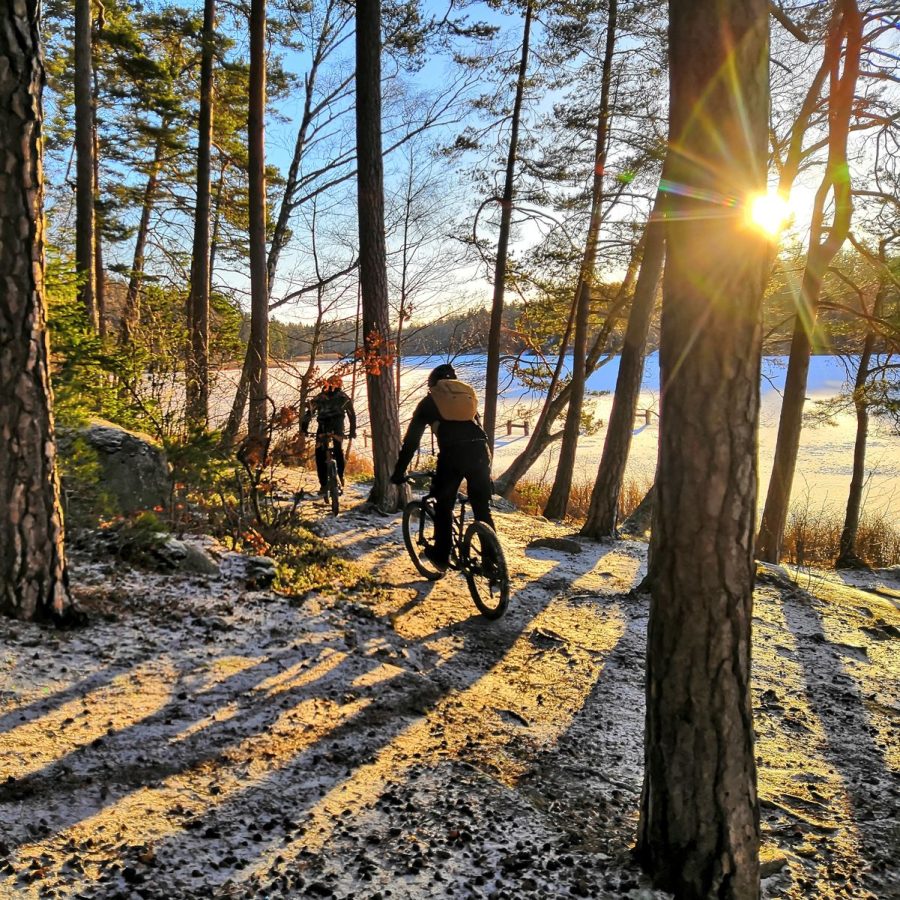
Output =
[{"x1": 430, "y1": 379, "x2": 478, "y2": 421}]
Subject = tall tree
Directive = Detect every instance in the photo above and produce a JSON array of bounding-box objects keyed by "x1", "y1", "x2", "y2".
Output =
[
  {"x1": 74, "y1": 0, "x2": 97, "y2": 330},
  {"x1": 246, "y1": 0, "x2": 270, "y2": 445},
  {"x1": 636, "y1": 0, "x2": 769, "y2": 896},
  {"x1": 836, "y1": 236, "x2": 891, "y2": 567},
  {"x1": 355, "y1": 0, "x2": 406, "y2": 510},
  {"x1": 756, "y1": 0, "x2": 863, "y2": 562},
  {"x1": 186, "y1": 0, "x2": 216, "y2": 428},
  {"x1": 482, "y1": 0, "x2": 533, "y2": 450},
  {"x1": 0, "y1": 0, "x2": 73, "y2": 621},
  {"x1": 543, "y1": 0, "x2": 618, "y2": 520},
  {"x1": 581, "y1": 181, "x2": 665, "y2": 539}
]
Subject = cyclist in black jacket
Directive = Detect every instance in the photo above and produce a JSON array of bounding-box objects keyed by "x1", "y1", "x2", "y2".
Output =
[
  {"x1": 302, "y1": 376, "x2": 356, "y2": 494},
  {"x1": 391, "y1": 364, "x2": 495, "y2": 571}
]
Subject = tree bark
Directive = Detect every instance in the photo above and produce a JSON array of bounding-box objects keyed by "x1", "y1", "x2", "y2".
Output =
[
  {"x1": 186, "y1": 0, "x2": 215, "y2": 429},
  {"x1": 636, "y1": 0, "x2": 769, "y2": 896},
  {"x1": 246, "y1": 0, "x2": 269, "y2": 445},
  {"x1": 355, "y1": 0, "x2": 406, "y2": 511},
  {"x1": 756, "y1": 0, "x2": 862, "y2": 562},
  {"x1": 74, "y1": 0, "x2": 97, "y2": 331},
  {"x1": 543, "y1": 0, "x2": 618, "y2": 520},
  {"x1": 581, "y1": 184, "x2": 665, "y2": 539},
  {"x1": 482, "y1": 0, "x2": 533, "y2": 451},
  {"x1": 0, "y1": 0, "x2": 73, "y2": 621}
]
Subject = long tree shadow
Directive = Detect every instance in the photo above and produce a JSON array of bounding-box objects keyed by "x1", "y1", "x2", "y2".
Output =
[
  {"x1": 780, "y1": 586, "x2": 899, "y2": 895},
  {"x1": 3, "y1": 539, "x2": 635, "y2": 894}
]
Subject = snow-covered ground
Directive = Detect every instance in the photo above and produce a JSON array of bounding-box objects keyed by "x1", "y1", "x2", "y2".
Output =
[
  {"x1": 1, "y1": 482, "x2": 898, "y2": 899},
  {"x1": 207, "y1": 354, "x2": 900, "y2": 521}
]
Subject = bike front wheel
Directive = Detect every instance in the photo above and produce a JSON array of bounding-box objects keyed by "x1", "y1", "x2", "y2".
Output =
[
  {"x1": 327, "y1": 460, "x2": 340, "y2": 516},
  {"x1": 462, "y1": 522, "x2": 509, "y2": 619},
  {"x1": 402, "y1": 501, "x2": 444, "y2": 580}
]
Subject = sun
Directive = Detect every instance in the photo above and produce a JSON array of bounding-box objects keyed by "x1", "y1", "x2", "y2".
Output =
[{"x1": 746, "y1": 192, "x2": 792, "y2": 237}]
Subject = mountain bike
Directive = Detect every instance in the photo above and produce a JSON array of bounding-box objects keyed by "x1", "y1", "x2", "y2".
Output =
[
  {"x1": 401, "y1": 473, "x2": 509, "y2": 619},
  {"x1": 317, "y1": 433, "x2": 344, "y2": 516}
]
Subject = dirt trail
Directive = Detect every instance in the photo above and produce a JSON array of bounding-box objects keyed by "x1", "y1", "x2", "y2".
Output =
[{"x1": 0, "y1": 484, "x2": 897, "y2": 899}]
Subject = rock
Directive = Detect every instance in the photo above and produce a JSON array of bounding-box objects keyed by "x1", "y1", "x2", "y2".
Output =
[
  {"x1": 760, "y1": 850, "x2": 789, "y2": 878},
  {"x1": 64, "y1": 421, "x2": 172, "y2": 514},
  {"x1": 245, "y1": 556, "x2": 278, "y2": 589},
  {"x1": 160, "y1": 538, "x2": 220, "y2": 576},
  {"x1": 527, "y1": 537, "x2": 584, "y2": 554},
  {"x1": 490, "y1": 495, "x2": 517, "y2": 512}
]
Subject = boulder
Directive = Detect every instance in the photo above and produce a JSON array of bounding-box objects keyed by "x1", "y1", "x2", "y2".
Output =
[
  {"x1": 159, "y1": 537, "x2": 221, "y2": 576},
  {"x1": 78, "y1": 421, "x2": 171, "y2": 514},
  {"x1": 527, "y1": 536, "x2": 584, "y2": 554}
]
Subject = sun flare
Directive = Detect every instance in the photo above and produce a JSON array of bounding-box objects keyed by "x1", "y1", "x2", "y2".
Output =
[{"x1": 747, "y1": 192, "x2": 792, "y2": 237}]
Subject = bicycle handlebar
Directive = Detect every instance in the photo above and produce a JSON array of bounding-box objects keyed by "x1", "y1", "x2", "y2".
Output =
[{"x1": 402, "y1": 470, "x2": 435, "y2": 483}]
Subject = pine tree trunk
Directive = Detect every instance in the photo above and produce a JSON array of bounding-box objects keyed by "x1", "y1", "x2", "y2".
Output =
[
  {"x1": 74, "y1": 0, "x2": 97, "y2": 331},
  {"x1": 355, "y1": 0, "x2": 406, "y2": 511},
  {"x1": 836, "y1": 252, "x2": 885, "y2": 569},
  {"x1": 482, "y1": 0, "x2": 533, "y2": 450},
  {"x1": 636, "y1": 0, "x2": 769, "y2": 895},
  {"x1": 494, "y1": 242, "x2": 641, "y2": 497},
  {"x1": 756, "y1": 1, "x2": 862, "y2": 562},
  {"x1": 0, "y1": 0, "x2": 74, "y2": 622},
  {"x1": 543, "y1": 0, "x2": 618, "y2": 520},
  {"x1": 122, "y1": 132, "x2": 165, "y2": 344},
  {"x1": 186, "y1": 0, "x2": 215, "y2": 429},
  {"x1": 91, "y1": 101, "x2": 106, "y2": 337},
  {"x1": 246, "y1": 0, "x2": 269, "y2": 446},
  {"x1": 581, "y1": 185, "x2": 665, "y2": 539}
]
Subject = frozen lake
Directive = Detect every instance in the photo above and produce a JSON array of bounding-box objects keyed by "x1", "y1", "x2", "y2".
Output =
[{"x1": 208, "y1": 353, "x2": 900, "y2": 520}]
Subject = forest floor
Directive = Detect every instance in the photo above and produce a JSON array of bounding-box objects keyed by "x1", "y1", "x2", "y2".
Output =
[{"x1": 1, "y1": 478, "x2": 898, "y2": 900}]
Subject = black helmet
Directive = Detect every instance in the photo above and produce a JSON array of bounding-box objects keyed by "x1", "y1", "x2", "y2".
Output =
[{"x1": 428, "y1": 363, "x2": 456, "y2": 387}]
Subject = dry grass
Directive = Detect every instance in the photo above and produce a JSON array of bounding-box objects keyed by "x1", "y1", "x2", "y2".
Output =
[
  {"x1": 509, "y1": 475, "x2": 900, "y2": 568},
  {"x1": 783, "y1": 504, "x2": 900, "y2": 568},
  {"x1": 509, "y1": 473, "x2": 653, "y2": 523}
]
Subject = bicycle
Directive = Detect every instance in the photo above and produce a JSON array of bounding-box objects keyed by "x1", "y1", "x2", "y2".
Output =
[
  {"x1": 315, "y1": 432, "x2": 344, "y2": 516},
  {"x1": 400, "y1": 472, "x2": 509, "y2": 619}
]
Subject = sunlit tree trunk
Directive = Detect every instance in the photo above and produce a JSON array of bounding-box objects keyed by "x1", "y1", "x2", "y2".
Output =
[
  {"x1": 581, "y1": 184, "x2": 665, "y2": 539},
  {"x1": 483, "y1": 0, "x2": 533, "y2": 451},
  {"x1": 0, "y1": 0, "x2": 73, "y2": 621},
  {"x1": 543, "y1": 0, "x2": 618, "y2": 520},
  {"x1": 836, "y1": 242, "x2": 886, "y2": 568},
  {"x1": 74, "y1": 0, "x2": 97, "y2": 330},
  {"x1": 756, "y1": 0, "x2": 862, "y2": 562},
  {"x1": 494, "y1": 244, "x2": 641, "y2": 497},
  {"x1": 246, "y1": 0, "x2": 269, "y2": 445},
  {"x1": 636, "y1": 0, "x2": 769, "y2": 896},
  {"x1": 355, "y1": 0, "x2": 406, "y2": 510},
  {"x1": 186, "y1": 0, "x2": 215, "y2": 429}
]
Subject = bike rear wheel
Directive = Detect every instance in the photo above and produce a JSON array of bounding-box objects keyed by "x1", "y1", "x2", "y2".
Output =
[
  {"x1": 402, "y1": 501, "x2": 444, "y2": 580},
  {"x1": 327, "y1": 460, "x2": 340, "y2": 516},
  {"x1": 462, "y1": 522, "x2": 509, "y2": 619}
]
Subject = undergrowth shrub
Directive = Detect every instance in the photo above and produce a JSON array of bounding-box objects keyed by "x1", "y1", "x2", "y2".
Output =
[
  {"x1": 784, "y1": 505, "x2": 900, "y2": 567},
  {"x1": 510, "y1": 473, "x2": 653, "y2": 522}
]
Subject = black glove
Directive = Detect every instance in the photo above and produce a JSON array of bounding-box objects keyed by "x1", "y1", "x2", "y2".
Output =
[
  {"x1": 349, "y1": 430, "x2": 357, "y2": 440},
  {"x1": 390, "y1": 470, "x2": 406, "y2": 485}
]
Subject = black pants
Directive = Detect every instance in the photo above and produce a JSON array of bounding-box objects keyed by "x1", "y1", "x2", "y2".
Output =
[
  {"x1": 314, "y1": 434, "x2": 345, "y2": 488},
  {"x1": 431, "y1": 440, "x2": 494, "y2": 565}
]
